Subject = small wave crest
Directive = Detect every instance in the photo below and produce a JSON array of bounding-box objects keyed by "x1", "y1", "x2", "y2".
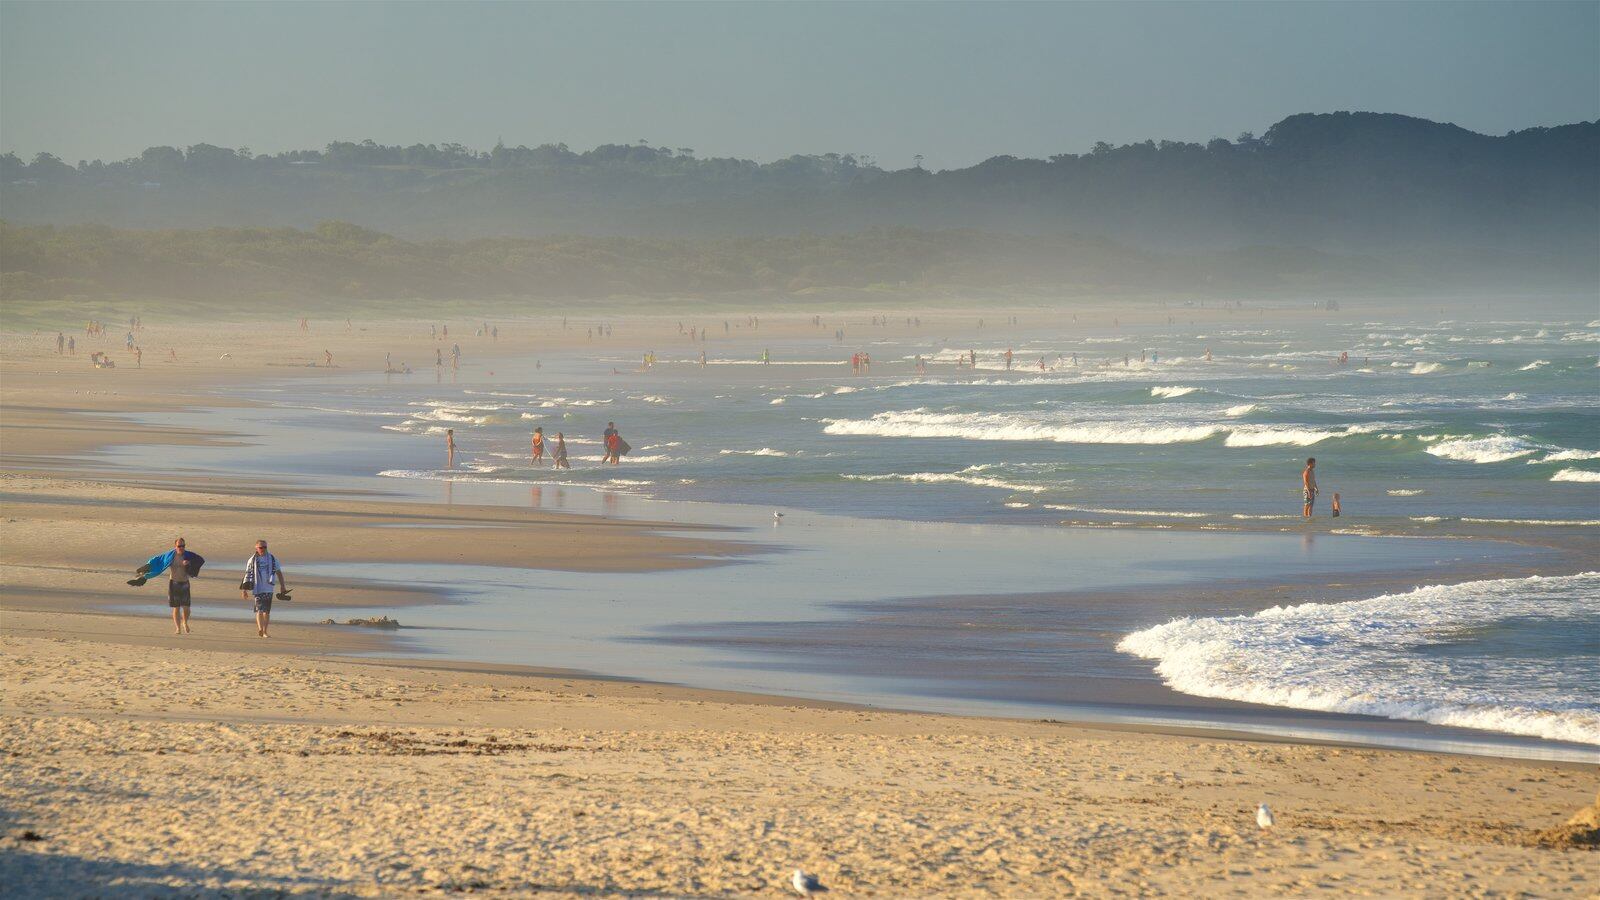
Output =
[
  {"x1": 1551, "y1": 468, "x2": 1600, "y2": 483},
  {"x1": 1425, "y1": 435, "x2": 1544, "y2": 464}
]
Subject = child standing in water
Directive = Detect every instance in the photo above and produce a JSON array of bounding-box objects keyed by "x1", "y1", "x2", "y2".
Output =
[{"x1": 531, "y1": 427, "x2": 545, "y2": 465}]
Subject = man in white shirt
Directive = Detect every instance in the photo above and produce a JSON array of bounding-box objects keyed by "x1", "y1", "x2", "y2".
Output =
[{"x1": 241, "y1": 540, "x2": 290, "y2": 638}]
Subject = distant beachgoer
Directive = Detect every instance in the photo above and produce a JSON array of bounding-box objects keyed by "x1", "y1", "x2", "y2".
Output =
[
  {"x1": 134, "y1": 346, "x2": 142, "y2": 367},
  {"x1": 603, "y1": 422, "x2": 618, "y2": 463},
  {"x1": 553, "y1": 432, "x2": 570, "y2": 468},
  {"x1": 1205, "y1": 348, "x2": 1213, "y2": 362},
  {"x1": 531, "y1": 427, "x2": 545, "y2": 464},
  {"x1": 1331, "y1": 492, "x2": 1342, "y2": 518},
  {"x1": 56, "y1": 332, "x2": 64, "y2": 354},
  {"x1": 241, "y1": 539, "x2": 290, "y2": 638},
  {"x1": 762, "y1": 348, "x2": 770, "y2": 365},
  {"x1": 67, "y1": 336, "x2": 75, "y2": 355},
  {"x1": 1303, "y1": 458, "x2": 1319, "y2": 518},
  {"x1": 699, "y1": 350, "x2": 707, "y2": 367},
  {"x1": 1004, "y1": 348, "x2": 1013, "y2": 370},
  {"x1": 606, "y1": 429, "x2": 626, "y2": 465},
  {"x1": 431, "y1": 325, "x2": 437, "y2": 339},
  {"x1": 127, "y1": 537, "x2": 205, "y2": 635},
  {"x1": 446, "y1": 428, "x2": 456, "y2": 467},
  {"x1": 125, "y1": 332, "x2": 134, "y2": 350},
  {"x1": 385, "y1": 352, "x2": 391, "y2": 370},
  {"x1": 435, "y1": 348, "x2": 443, "y2": 367},
  {"x1": 324, "y1": 350, "x2": 334, "y2": 367}
]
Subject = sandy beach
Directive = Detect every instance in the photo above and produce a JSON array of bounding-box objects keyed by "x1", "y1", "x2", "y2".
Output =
[{"x1": 2, "y1": 319, "x2": 1597, "y2": 896}]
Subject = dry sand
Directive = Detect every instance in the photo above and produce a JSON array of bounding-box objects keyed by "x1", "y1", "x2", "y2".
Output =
[
  {"x1": 2, "y1": 317, "x2": 1596, "y2": 896},
  {"x1": 3, "y1": 624, "x2": 1596, "y2": 897}
]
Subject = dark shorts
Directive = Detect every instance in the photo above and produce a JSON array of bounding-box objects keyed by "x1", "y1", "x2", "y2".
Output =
[
  {"x1": 252, "y1": 594, "x2": 273, "y2": 614},
  {"x1": 167, "y1": 582, "x2": 191, "y2": 607},
  {"x1": 1304, "y1": 489, "x2": 1316, "y2": 506}
]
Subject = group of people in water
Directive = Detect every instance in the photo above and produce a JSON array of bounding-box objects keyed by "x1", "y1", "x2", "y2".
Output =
[{"x1": 450, "y1": 421, "x2": 630, "y2": 470}]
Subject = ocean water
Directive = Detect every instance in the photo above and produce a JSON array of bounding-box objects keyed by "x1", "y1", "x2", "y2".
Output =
[
  {"x1": 215, "y1": 314, "x2": 1600, "y2": 747},
  {"x1": 336, "y1": 317, "x2": 1600, "y2": 528}
]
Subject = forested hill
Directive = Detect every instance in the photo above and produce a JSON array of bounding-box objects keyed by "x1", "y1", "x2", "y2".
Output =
[{"x1": 2, "y1": 112, "x2": 1596, "y2": 265}]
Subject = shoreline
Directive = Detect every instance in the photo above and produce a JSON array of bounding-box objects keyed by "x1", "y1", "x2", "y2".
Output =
[
  {"x1": 4, "y1": 318, "x2": 1598, "y2": 895},
  {"x1": 2, "y1": 320, "x2": 1594, "y2": 753}
]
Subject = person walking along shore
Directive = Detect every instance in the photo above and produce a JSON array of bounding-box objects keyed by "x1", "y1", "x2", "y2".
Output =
[
  {"x1": 241, "y1": 540, "x2": 291, "y2": 638},
  {"x1": 127, "y1": 537, "x2": 206, "y2": 634}
]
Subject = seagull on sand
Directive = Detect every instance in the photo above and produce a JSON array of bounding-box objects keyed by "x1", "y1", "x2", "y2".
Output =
[
  {"x1": 773, "y1": 510, "x2": 785, "y2": 522},
  {"x1": 791, "y1": 869, "x2": 825, "y2": 896},
  {"x1": 1257, "y1": 802, "x2": 1275, "y2": 829}
]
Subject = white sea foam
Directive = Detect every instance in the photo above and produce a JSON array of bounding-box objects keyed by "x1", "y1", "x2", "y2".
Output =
[
  {"x1": 1386, "y1": 488, "x2": 1426, "y2": 496},
  {"x1": 719, "y1": 448, "x2": 791, "y2": 457},
  {"x1": 1222, "y1": 404, "x2": 1257, "y2": 417},
  {"x1": 1047, "y1": 504, "x2": 1207, "y2": 518},
  {"x1": 1117, "y1": 573, "x2": 1600, "y2": 744},
  {"x1": 843, "y1": 470, "x2": 1047, "y2": 493},
  {"x1": 769, "y1": 398, "x2": 786, "y2": 405},
  {"x1": 1519, "y1": 360, "x2": 1549, "y2": 371},
  {"x1": 1409, "y1": 362, "x2": 1443, "y2": 374},
  {"x1": 1551, "y1": 468, "x2": 1600, "y2": 483},
  {"x1": 823, "y1": 410, "x2": 1395, "y2": 448},
  {"x1": 1150, "y1": 385, "x2": 1199, "y2": 399},
  {"x1": 822, "y1": 410, "x2": 1226, "y2": 444},
  {"x1": 1462, "y1": 517, "x2": 1600, "y2": 527},
  {"x1": 1425, "y1": 435, "x2": 1543, "y2": 464},
  {"x1": 1534, "y1": 449, "x2": 1600, "y2": 463}
]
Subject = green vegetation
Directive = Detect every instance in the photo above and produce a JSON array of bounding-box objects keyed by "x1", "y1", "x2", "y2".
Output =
[
  {"x1": 1, "y1": 219, "x2": 1585, "y2": 330},
  {"x1": 3, "y1": 113, "x2": 1594, "y2": 268}
]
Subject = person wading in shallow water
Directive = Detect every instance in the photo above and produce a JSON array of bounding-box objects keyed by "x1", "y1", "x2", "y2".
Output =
[{"x1": 1303, "y1": 457, "x2": 1319, "y2": 518}]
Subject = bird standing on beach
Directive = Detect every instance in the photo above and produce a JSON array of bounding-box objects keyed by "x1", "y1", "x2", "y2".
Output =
[
  {"x1": 791, "y1": 869, "x2": 825, "y2": 896},
  {"x1": 773, "y1": 510, "x2": 785, "y2": 522},
  {"x1": 1257, "y1": 803, "x2": 1275, "y2": 829}
]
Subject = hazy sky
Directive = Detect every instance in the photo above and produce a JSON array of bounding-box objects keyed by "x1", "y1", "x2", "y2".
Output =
[{"x1": 3, "y1": 1, "x2": 1596, "y2": 170}]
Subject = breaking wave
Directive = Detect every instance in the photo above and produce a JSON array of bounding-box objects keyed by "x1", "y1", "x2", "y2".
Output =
[{"x1": 1118, "y1": 573, "x2": 1600, "y2": 744}]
